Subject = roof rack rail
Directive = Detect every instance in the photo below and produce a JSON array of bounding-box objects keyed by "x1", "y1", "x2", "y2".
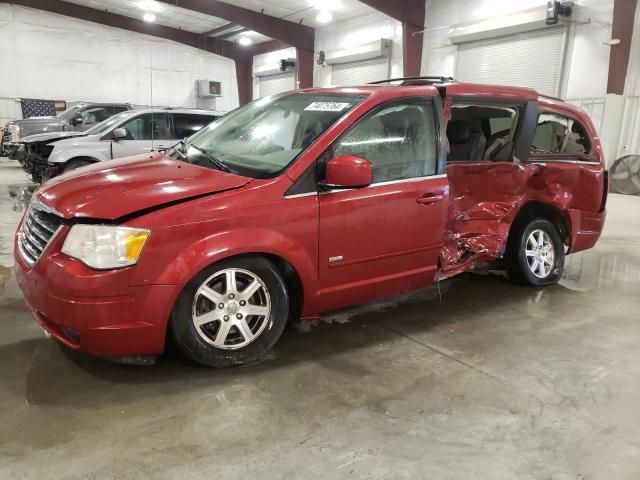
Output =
[
  {"x1": 539, "y1": 93, "x2": 565, "y2": 102},
  {"x1": 368, "y1": 76, "x2": 456, "y2": 85}
]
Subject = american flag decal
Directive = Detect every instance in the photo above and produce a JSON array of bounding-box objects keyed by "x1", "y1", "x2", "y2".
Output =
[{"x1": 20, "y1": 98, "x2": 67, "y2": 118}]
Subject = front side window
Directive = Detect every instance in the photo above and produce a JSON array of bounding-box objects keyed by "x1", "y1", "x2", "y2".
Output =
[
  {"x1": 333, "y1": 100, "x2": 437, "y2": 183},
  {"x1": 119, "y1": 113, "x2": 169, "y2": 140},
  {"x1": 173, "y1": 114, "x2": 217, "y2": 139},
  {"x1": 57, "y1": 104, "x2": 84, "y2": 122},
  {"x1": 172, "y1": 92, "x2": 366, "y2": 178},
  {"x1": 87, "y1": 111, "x2": 135, "y2": 136},
  {"x1": 531, "y1": 113, "x2": 592, "y2": 156},
  {"x1": 81, "y1": 107, "x2": 111, "y2": 126}
]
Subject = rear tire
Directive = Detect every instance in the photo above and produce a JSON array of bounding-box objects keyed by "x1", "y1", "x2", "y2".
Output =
[
  {"x1": 170, "y1": 257, "x2": 289, "y2": 368},
  {"x1": 507, "y1": 218, "x2": 565, "y2": 286}
]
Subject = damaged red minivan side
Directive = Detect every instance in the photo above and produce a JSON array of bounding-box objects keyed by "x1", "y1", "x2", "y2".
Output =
[{"x1": 14, "y1": 79, "x2": 607, "y2": 367}]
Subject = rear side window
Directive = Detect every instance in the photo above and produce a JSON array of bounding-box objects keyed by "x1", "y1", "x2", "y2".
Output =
[
  {"x1": 447, "y1": 103, "x2": 519, "y2": 162},
  {"x1": 173, "y1": 114, "x2": 217, "y2": 139},
  {"x1": 531, "y1": 113, "x2": 592, "y2": 156},
  {"x1": 333, "y1": 99, "x2": 437, "y2": 183},
  {"x1": 119, "y1": 113, "x2": 170, "y2": 140},
  {"x1": 110, "y1": 106, "x2": 129, "y2": 115}
]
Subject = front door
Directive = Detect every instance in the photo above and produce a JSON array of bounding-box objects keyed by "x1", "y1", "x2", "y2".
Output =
[
  {"x1": 111, "y1": 113, "x2": 171, "y2": 159},
  {"x1": 317, "y1": 98, "x2": 449, "y2": 311}
]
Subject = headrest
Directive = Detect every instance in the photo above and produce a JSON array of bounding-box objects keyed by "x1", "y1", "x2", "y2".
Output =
[
  {"x1": 379, "y1": 106, "x2": 424, "y2": 132},
  {"x1": 447, "y1": 120, "x2": 471, "y2": 144},
  {"x1": 379, "y1": 111, "x2": 410, "y2": 132}
]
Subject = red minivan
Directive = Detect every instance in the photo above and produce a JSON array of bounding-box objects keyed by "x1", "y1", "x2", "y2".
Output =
[{"x1": 14, "y1": 78, "x2": 607, "y2": 367}]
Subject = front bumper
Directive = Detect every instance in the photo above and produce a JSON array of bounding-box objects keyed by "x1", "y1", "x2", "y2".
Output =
[
  {"x1": 14, "y1": 231, "x2": 181, "y2": 358},
  {"x1": 5, "y1": 143, "x2": 24, "y2": 161}
]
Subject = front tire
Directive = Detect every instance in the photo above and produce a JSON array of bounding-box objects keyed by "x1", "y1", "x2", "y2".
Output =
[
  {"x1": 170, "y1": 257, "x2": 289, "y2": 368},
  {"x1": 63, "y1": 158, "x2": 93, "y2": 173},
  {"x1": 507, "y1": 218, "x2": 565, "y2": 286}
]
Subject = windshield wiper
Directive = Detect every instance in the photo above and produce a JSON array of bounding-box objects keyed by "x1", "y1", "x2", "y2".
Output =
[
  {"x1": 167, "y1": 140, "x2": 187, "y2": 160},
  {"x1": 188, "y1": 144, "x2": 232, "y2": 173}
]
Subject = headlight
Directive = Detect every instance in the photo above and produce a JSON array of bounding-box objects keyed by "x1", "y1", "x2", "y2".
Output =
[
  {"x1": 15, "y1": 126, "x2": 21, "y2": 139},
  {"x1": 61, "y1": 225, "x2": 151, "y2": 269}
]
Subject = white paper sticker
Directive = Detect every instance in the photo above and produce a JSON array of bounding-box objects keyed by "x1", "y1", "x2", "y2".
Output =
[{"x1": 304, "y1": 102, "x2": 351, "y2": 112}]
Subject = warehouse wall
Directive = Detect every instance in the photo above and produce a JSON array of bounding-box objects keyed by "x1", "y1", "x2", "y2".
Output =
[
  {"x1": 0, "y1": 4, "x2": 239, "y2": 125},
  {"x1": 313, "y1": 10, "x2": 403, "y2": 87},
  {"x1": 421, "y1": 0, "x2": 614, "y2": 99},
  {"x1": 252, "y1": 46, "x2": 297, "y2": 99}
]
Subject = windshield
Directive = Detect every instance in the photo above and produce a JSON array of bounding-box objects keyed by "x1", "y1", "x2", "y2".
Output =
[
  {"x1": 172, "y1": 92, "x2": 366, "y2": 178},
  {"x1": 86, "y1": 111, "x2": 136, "y2": 135},
  {"x1": 57, "y1": 104, "x2": 85, "y2": 122}
]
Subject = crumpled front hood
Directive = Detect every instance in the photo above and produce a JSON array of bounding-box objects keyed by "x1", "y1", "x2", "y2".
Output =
[
  {"x1": 36, "y1": 153, "x2": 252, "y2": 220},
  {"x1": 20, "y1": 131, "x2": 85, "y2": 144}
]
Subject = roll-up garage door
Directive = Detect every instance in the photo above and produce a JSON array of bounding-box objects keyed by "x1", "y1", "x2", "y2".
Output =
[
  {"x1": 331, "y1": 57, "x2": 390, "y2": 86},
  {"x1": 455, "y1": 27, "x2": 566, "y2": 96},
  {"x1": 257, "y1": 72, "x2": 296, "y2": 98}
]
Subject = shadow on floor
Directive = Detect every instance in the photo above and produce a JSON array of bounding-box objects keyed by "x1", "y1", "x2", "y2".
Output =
[{"x1": 0, "y1": 273, "x2": 589, "y2": 409}]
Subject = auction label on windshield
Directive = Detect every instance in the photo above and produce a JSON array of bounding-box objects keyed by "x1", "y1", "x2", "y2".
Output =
[{"x1": 304, "y1": 102, "x2": 351, "y2": 112}]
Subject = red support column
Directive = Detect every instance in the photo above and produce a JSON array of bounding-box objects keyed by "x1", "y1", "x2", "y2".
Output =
[
  {"x1": 296, "y1": 48, "x2": 315, "y2": 89},
  {"x1": 235, "y1": 57, "x2": 253, "y2": 106},
  {"x1": 403, "y1": 22, "x2": 424, "y2": 77},
  {"x1": 607, "y1": 0, "x2": 638, "y2": 94}
]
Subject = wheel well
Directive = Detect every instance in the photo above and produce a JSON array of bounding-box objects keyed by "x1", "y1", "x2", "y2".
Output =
[
  {"x1": 510, "y1": 201, "x2": 570, "y2": 245},
  {"x1": 259, "y1": 253, "x2": 304, "y2": 323},
  {"x1": 66, "y1": 156, "x2": 97, "y2": 166},
  {"x1": 186, "y1": 253, "x2": 304, "y2": 324}
]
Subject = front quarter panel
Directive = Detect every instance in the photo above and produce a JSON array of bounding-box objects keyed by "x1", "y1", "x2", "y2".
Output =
[
  {"x1": 126, "y1": 178, "x2": 320, "y2": 314},
  {"x1": 49, "y1": 139, "x2": 110, "y2": 164}
]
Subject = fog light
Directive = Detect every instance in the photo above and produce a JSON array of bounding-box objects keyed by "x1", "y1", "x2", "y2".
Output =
[{"x1": 61, "y1": 327, "x2": 80, "y2": 342}]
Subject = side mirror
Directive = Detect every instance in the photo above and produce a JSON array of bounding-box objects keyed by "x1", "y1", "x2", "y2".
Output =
[
  {"x1": 112, "y1": 128, "x2": 128, "y2": 140},
  {"x1": 324, "y1": 155, "x2": 373, "y2": 189},
  {"x1": 70, "y1": 114, "x2": 83, "y2": 126}
]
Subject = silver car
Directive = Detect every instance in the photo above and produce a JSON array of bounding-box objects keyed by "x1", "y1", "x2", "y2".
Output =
[
  {"x1": 19, "y1": 108, "x2": 223, "y2": 182},
  {"x1": 4, "y1": 102, "x2": 132, "y2": 160}
]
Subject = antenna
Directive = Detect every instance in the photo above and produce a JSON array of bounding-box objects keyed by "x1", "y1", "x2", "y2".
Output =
[{"x1": 150, "y1": 44, "x2": 154, "y2": 151}]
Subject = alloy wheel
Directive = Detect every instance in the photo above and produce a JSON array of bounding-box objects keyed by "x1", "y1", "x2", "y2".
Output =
[
  {"x1": 191, "y1": 268, "x2": 271, "y2": 350},
  {"x1": 525, "y1": 228, "x2": 555, "y2": 279}
]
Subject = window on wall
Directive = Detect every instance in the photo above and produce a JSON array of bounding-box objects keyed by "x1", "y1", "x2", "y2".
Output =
[
  {"x1": 531, "y1": 113, "x2": 592, "y2": 156},
  {"x1": 446, "y1": 104, "x2": 519, "y2": 162},
  {"x1": 120, "y1": 113, "x2": 169, "y2": 140},
  {"x1": 333, "y1": 100, "x2": 437, "y2": 183}
]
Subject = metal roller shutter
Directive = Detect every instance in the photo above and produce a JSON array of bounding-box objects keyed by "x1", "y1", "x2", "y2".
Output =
[
  {"x1": 331, "y1": 57, "x2": 390, "y2": 86},
  {"x1": 455, "y1": 27, "x2": 566, "y2": 96},
  {"x1": 257, "y1": 72, "x2": 296, "y2": 98}
]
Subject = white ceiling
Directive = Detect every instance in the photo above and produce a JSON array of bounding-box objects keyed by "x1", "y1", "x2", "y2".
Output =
[
  {"x1": 63, "y1": 0, "x2": 377, "y2": 45},
  {"x1": 65, "y1": 0, "x2": 231, "y2": 33},
  {"x1": 219, "y1": 0, "x2": 375, "y2": 27}
]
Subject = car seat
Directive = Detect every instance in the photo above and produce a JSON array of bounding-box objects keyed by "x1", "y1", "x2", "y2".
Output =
[
  {"x1": 378, "y1": 106, "x2": 428, "y2": 180},
  {"x1": 447, "y1": 120, "x2": 486, "y2": 161}
]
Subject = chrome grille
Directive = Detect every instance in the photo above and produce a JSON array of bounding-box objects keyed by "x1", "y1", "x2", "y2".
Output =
[{"x1": 18, "y1": 202, "x2": 63, "y2": 266}]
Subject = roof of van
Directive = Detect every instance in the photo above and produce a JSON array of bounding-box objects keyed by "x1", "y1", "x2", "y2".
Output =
[{"x1": 296, "y1": 79, "x2": 589, "y2": 124}]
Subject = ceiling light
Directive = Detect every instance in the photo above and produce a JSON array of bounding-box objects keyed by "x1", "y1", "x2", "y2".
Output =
[
  {"x1": 238, "y1": 36, "x2": 252, "y2": 46},
  {"x1": 136, "y1": 0, "x2": 161, "y2": 12},
  {"x1": 143, "y1": 12, "x2": 156, "y2": 22},
  {"x1": 316, "y1": 10, "x2": 333, "y2": 24}
]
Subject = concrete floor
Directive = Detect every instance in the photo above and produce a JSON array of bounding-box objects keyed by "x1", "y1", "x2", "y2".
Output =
[{"x1": 1, "y1": 157, "x2": 640, "y2": 479}]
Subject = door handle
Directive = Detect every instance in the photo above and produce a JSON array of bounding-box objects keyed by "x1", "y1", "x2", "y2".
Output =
[{"x1": 417, "y1": 194, "x2": 444, "y2": 205}]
